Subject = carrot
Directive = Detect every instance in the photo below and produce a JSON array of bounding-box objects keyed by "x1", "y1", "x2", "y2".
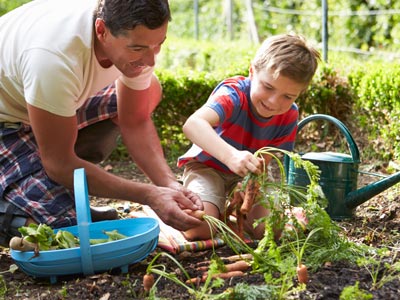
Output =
[
  {"x1": 185, "y1": 277, "x2": 202, "y2": 285},
  {"x1": 195, "y1": 254, "x2": 252, "y2": 268},
  {"x1": 224, "y1": 260, "x2": 250, "y2": 272},
  {"x1": 197, "y1": 260, "x2": 250, "y2": 272},
  {"x1": 222, "y1": 253, "x2": 253, "y2": 262},
  {"x1": 189, "y1": 269, "x2": 246, "y2": 284},
  {"x1": 273, "y1": 228, "x2": 283, "y2": 241},
  {"x1": 143, "y1": 273, "x2": 155, "y2": 292},
  {"x1": 211, "y1": 270, "x2": 245, "y2": 279},
  {"x1": 184, "y1": 209, "x2": 205, "y2": 220},
  {"x1": 240, "y1": 178, "x2": 259, "y2": 215},
  {"x1": 226, "y1": 219, "x2": 244, "y2": 239},
  {"x1": 297, "y1": 264, "x2": 309, "y2": 284},
  {"x1": 225, "y1": 190, "x2": 243, "y2": 219},
  {"x1": 196, "y1": 265, "x2": 209, "y2": 272},
  {"x1": 235, "y1": 204, "x2": 245, "y2": 240}
]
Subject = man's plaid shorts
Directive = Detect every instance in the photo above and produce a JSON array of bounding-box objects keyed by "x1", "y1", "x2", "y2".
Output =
[{"x1": 0, "y1": 83, "x2": 117, "y2": 231}]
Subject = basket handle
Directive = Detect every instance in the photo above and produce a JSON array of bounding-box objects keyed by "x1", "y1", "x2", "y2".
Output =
[
  {"x1": 296, "y1": 114, "x2": 360, "y2": 163},
  {"x1": 74, "y1": 168, "x2": 94, "y2": 275}
]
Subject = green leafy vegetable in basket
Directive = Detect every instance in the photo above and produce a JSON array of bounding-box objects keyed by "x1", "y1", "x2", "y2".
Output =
[
  {"x1": 11, "y1": 223, "x2": 60, "y2": 256},
  {"x1": 55, "y1": 230, "x2": 79, "y2": 249},
  {"x1": 89, "y1": 230, "x2": 128, "y2": 245},
  {"x1": 10, "y1": 224, "x2": 127, "y2": 255}
]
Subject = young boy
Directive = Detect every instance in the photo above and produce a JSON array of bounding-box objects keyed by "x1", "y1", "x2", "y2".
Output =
[{"x1": 177, "y1": 33, "x2": 320, "y2": 240}]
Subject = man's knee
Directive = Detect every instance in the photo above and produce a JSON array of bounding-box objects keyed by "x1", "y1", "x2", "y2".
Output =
[
  {"x1": 75, "y1": 119, "x2": 121, "y2": 163},
  {"x1": 0, "y1": 199, "x2": 30, "y2": 247}
]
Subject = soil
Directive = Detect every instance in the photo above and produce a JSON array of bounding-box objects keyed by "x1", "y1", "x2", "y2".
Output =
[{"x1": 1, "y1": 160, "x2": 399, "y2": 300}]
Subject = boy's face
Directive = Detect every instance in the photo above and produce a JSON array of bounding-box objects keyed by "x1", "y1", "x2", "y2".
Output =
[{"x1": 249, "y1": 66, "x2": 306, "y2": 118}]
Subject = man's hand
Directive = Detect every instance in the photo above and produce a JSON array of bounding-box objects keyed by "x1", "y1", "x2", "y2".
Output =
[
  {"x1": 145, "y1": 186, "x2": 204, "y2": 231},
  {"x1": 166, "y1": 181, "x2": 203, "y2": 210}
]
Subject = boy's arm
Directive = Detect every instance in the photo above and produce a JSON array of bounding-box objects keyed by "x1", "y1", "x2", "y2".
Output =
[{"x1": 183, "y1": 106, "x2": 261, "y2": 177}]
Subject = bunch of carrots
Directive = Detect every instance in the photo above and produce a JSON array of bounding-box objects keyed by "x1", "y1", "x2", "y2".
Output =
[
  {"x1": 224, "y1": 175, "x2": 260, "y2": 239},
  {"x1": 143, "y1": 254, "x2": 253, "y2": 293},
  {"x1": 187, "y1": 259, "x2": 251, "y2": 284},
  {"x1": 184, "y1": 175, "x2": 260, "y2": 240}
]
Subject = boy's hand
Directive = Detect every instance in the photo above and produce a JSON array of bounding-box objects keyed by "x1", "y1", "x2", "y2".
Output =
[{"x1": 226, "y1": 150, "x2": 261, "y2": 177}]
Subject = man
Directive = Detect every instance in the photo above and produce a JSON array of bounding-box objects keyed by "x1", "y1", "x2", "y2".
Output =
[{"x1": 0, "y1": 0, "x2": 203, "y2": 247}]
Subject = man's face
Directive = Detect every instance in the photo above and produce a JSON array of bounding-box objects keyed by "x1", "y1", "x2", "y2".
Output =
[
  {"x1": 96, "y1": 20, "x2": 168, "y2": 78},
  {"x1": 249, "y1": 66, "x2": 306, "y2": 118}
]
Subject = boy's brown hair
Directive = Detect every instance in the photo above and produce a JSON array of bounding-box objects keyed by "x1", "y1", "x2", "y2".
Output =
[{"x1": 252, "y1": 33, "x2": 321, "y2": 85}]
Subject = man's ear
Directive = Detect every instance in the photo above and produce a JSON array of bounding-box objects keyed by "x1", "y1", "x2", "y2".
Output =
[{"x1": 95, "y1": 18, "x2": 107, "y2": 41}]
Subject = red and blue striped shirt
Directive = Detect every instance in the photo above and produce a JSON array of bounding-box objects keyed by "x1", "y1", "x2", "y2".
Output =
[{"x1": 178, "y1": 76, "x2": 298, "y2": 173}]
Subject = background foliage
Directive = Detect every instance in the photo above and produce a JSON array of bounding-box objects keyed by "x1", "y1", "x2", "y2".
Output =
[
  {"x1": 2, "y1": 0, "x2": 400, "y2": 164},
  {"x1": 169, "y1": 0, "x2": 400, "y2": 55},
  {"x1": 0, "y1": 0, "x2": 29, "y2": 15}
]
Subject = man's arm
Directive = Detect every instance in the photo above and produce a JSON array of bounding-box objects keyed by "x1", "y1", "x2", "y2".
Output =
[
  {"x1": 115, "y1": 75, "x2": 176, "y2": 187},
  {"x1": 115, "y1": 76, "x2": 203, "y2": 207},
  {"x1": 26, "y1": 103, "x2": 202, "y2": 230}
]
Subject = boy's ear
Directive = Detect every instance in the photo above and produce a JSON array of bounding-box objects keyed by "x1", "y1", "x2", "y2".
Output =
[{"x1": 249, "y1": 65, "x2": 254, "y2": 79}]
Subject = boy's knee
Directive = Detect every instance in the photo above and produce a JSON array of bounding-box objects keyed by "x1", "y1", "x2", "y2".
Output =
[
  {"x1": 182, "y1": 224, "x2": 212, "y2": 241},
  {"x1": 251, "y1": 225, "x2": 266, "y2": 240}
]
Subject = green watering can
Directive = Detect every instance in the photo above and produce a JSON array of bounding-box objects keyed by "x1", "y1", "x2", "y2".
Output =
[{"x1": 285, "y1": 114, "x2": 400, "y2": 220}]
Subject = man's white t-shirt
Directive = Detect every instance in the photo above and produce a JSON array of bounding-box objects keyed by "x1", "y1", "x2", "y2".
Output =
[{"x1": 0, "y1": 0, "x2": 153, "y2": 123}]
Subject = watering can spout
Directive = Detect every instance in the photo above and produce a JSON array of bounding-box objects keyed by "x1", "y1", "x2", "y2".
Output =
[{"x1": 345, "y1": 171, "x2": 400, "y2": 209}]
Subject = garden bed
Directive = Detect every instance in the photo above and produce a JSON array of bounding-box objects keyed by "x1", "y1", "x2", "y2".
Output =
[{"x1": 0, "y1": 161, "x2": 399, "y2": 299}]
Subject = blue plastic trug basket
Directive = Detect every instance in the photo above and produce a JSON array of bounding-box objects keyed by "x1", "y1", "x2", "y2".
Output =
[{"x1": 11, "y1": 168, "x2": 159, "y2": 283}]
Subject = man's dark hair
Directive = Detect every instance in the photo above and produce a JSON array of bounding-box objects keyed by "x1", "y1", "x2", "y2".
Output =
[{"x1": 94, "y1": 0, "x2": 171, "y2": 36}]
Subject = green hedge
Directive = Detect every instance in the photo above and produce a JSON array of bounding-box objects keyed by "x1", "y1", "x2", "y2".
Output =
[
  {"x1": 154, "y1": 69, "x2": 219, "y2": 158},
  {"x1": 349, "y1": 63, "x2": 400, "y2": 161}
]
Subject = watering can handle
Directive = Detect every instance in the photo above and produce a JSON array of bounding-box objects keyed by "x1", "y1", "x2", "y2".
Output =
[{"x1": 297, "y1": 114, "x2": 360, "y2": 163}]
